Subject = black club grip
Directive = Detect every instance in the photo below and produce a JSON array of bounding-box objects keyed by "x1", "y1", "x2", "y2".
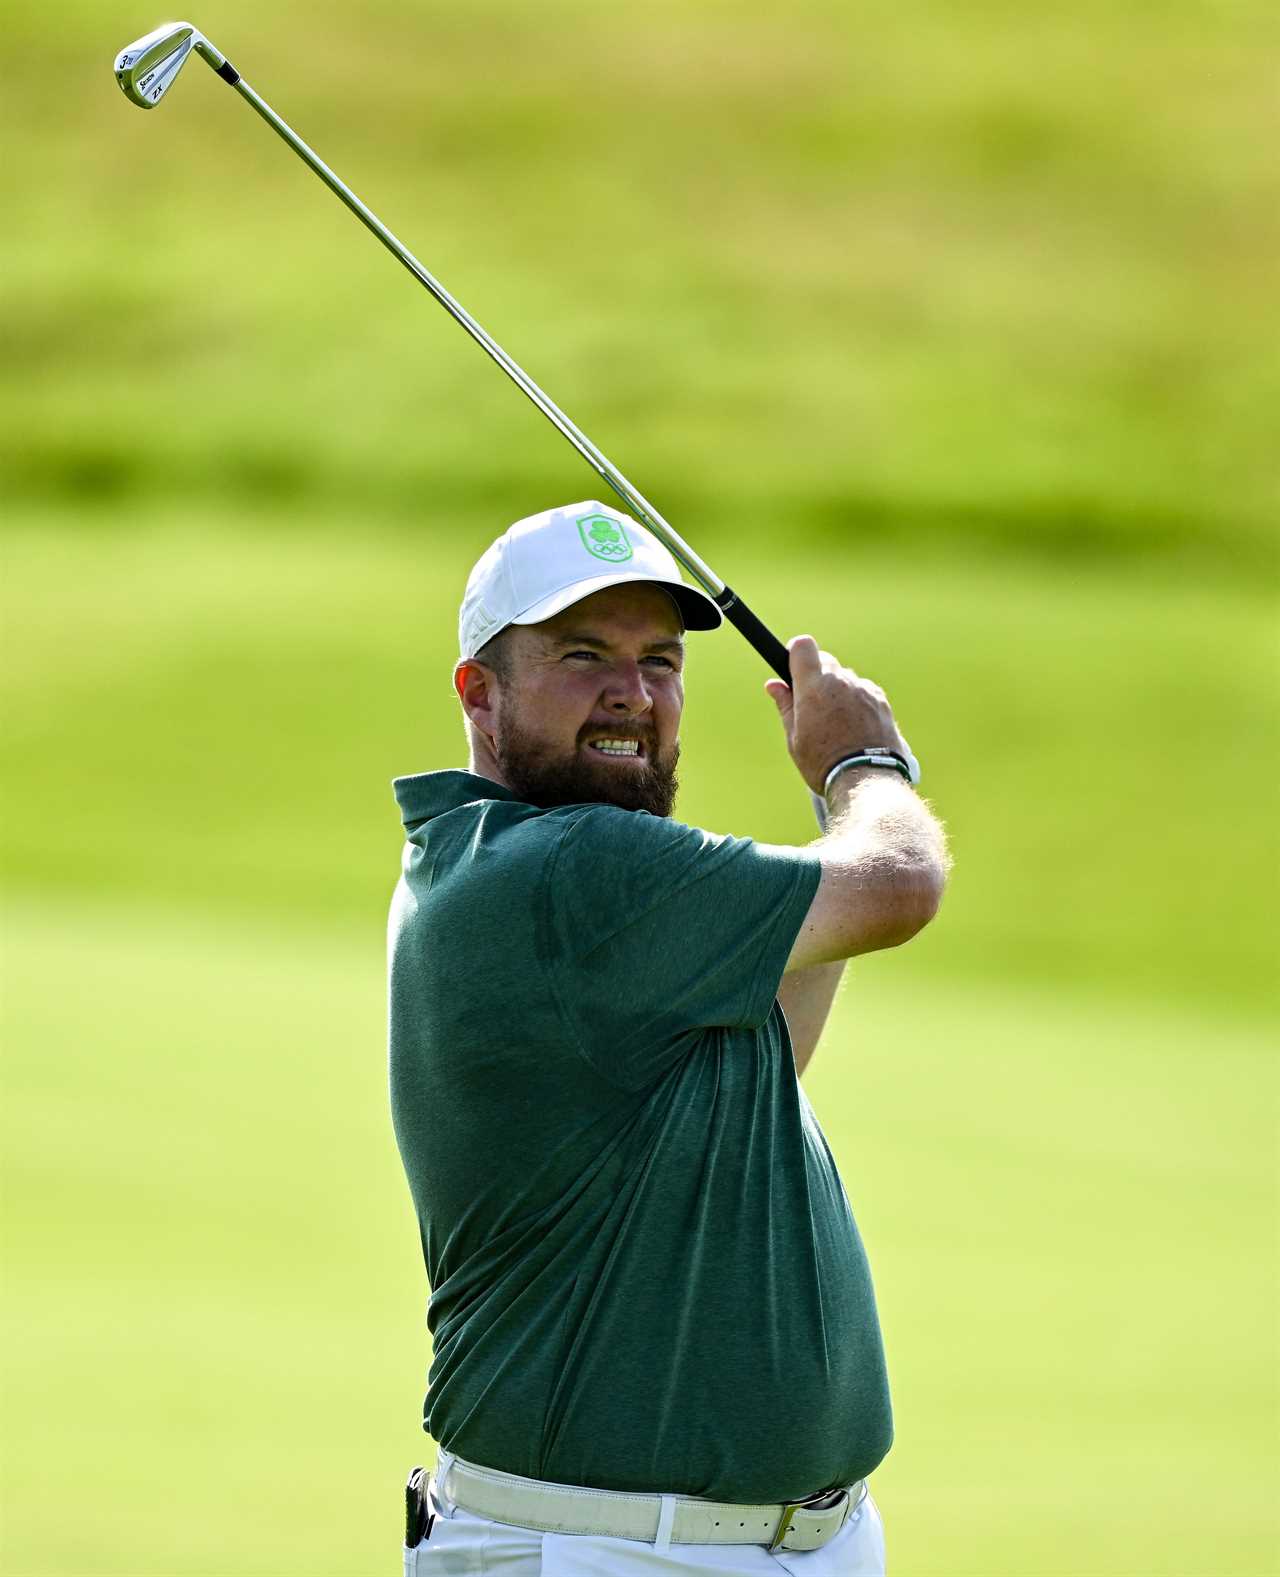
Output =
[{"x1": 714, "y1": 586, "x2": 792, "y2": 682}]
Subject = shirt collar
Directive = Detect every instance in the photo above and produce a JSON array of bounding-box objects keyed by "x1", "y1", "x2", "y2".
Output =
[{"x1": 393, "y1": 769, "x2": 518, "y2": 830}]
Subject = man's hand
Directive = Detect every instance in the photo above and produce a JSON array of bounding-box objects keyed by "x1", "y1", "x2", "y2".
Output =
[
  {"x1": 765, "y1": 635, "x2": 913, "y2": 795},
  {"x1": 767, "y1": 635, "x2": 950, "y2": 972}
]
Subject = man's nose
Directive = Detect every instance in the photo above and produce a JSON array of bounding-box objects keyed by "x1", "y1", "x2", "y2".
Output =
[{"x1": 602, "y1": 663, "x2": 653, "y2": 714}]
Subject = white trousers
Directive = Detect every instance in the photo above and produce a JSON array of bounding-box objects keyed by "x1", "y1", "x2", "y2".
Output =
[{"x1": 403, "y1": 1478, "x2": 886, "y2": 1576}]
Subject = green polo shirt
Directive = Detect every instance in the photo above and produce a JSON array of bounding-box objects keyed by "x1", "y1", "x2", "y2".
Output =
[{"x1": 388, "y1": 770, "x2": 892, "y2": 1503}]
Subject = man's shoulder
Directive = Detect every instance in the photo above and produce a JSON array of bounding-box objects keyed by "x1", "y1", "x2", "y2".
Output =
[
  {"x1": 476, "y1": 801, "x2": 696, "y2": 879},
  {"x1": 551, "y1": 803, "x2": 727, "y2": 864},
  {"x1": 425, "y1": 802, "x2": 727, "y2": 919},
  {"x1": 398, "y1": 772, "x2": 770, "y2": 893}
]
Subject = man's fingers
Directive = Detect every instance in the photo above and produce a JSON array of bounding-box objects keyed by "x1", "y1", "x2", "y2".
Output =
[
  {"x1": 787, "y1": 635, "x2": 822, "y2": 685},
  {"x1": 764, "y1": 678, "x2": 794, "y2": 722}
]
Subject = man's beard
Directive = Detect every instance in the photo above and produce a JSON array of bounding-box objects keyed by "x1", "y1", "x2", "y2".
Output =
[{"x1": 495, "y1": 718, "x2": 680, "y2": 817}]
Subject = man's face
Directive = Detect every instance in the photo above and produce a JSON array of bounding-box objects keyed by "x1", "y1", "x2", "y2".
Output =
[{"x1": 486, "y1": 583, "x2": 685, "y2": 816}]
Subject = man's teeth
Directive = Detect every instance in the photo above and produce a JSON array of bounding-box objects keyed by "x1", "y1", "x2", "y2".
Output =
[{"x1": 591, "y1": 740, "x2": 641, "y2": 756}]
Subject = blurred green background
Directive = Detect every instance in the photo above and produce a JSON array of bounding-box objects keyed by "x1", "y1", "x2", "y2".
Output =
[{"x1": 3, "y1": 0, "x2": 1277, "y2": 1572}]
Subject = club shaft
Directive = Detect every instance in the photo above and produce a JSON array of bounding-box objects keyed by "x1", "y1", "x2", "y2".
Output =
[
  {"x1": 195, "y1": 43, "x2": 792, "y2": 680},
  {"x1": 228, "y1": 72, "x2": 719, "y2": 578}
]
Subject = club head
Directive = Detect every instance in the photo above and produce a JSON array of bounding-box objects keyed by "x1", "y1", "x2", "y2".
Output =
[{"x1": 114, "y1": 22, "x2": 200, "y2": 108}]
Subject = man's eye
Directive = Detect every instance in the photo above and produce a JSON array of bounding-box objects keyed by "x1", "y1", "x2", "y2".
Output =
[
  {"x1": 643, "y1": 656, "x2": 676, "y2": 669},
  {"x1": 564, "y1": 650, "x2": 598, "y2": 662}
]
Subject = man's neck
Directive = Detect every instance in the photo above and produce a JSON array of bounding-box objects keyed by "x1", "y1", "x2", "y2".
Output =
[{"x1": 468, "y1": 748, "x2": 508, "y2": 791}]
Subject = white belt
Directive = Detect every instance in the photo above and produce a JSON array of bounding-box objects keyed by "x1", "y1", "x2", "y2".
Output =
[{"x1": 435, "y1": 1452, "x2": 865, "y2": 1553}]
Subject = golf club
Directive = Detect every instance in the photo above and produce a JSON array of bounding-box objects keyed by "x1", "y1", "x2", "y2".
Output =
[{"x1": 114, "y1": 21, "x2": 793, "y2": 681}]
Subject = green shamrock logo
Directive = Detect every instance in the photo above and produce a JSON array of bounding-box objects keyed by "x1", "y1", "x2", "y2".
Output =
[{"x1": 576, "y1": 512, "x2": 634, "y2": 563}]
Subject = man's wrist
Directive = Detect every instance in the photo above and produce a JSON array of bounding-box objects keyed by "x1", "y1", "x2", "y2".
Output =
[
  {"x1": 809, "y1": 749, "x2": 923, "y2": 832},
  {"x1": 823, "y1": 749, "x2": 919, "y2": 796},
  {"x1": 811, "y1": 763, "x2": 891, "y2": 830},
  {"x1": 821, "y1": 762, "x2": 892, "y2": 802},
  {"x1": 812, "y1": 764, "x2": 889, "y2": 830},
  {"x1": 809, "y1": 788, "x2": 829, "y2": 832}
]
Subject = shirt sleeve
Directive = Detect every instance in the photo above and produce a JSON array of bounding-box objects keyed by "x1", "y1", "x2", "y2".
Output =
[{"x1": 541, "y1": 806, "x2": 821, "y2": 1090}]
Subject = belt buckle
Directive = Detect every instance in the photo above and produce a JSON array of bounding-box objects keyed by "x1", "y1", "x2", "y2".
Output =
[
  {"x1": 767, "y1": 1501, "x2": 802, "y2": 1553},
  {"x1": 767, "y1": 1486, "x2": 850, "y2": 1553}
]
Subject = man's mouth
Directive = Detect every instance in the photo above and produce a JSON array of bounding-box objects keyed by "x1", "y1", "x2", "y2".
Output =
[{"x1": 585, "y1": 736, "x2": 647, "y2": 760}]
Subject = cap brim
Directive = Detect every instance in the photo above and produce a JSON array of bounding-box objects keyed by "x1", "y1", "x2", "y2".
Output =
[{"x1": 512, "y1": 572, "x2": 722, "y2": 633}]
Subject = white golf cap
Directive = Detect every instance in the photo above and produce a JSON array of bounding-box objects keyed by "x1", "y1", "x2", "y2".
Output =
[{"x1": 458, "y1": 500, "x2": 722, "y2": 659}]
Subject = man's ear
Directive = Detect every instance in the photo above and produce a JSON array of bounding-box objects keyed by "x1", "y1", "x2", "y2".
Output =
[{"x1": 455, "y1": 660, "x2": 498, "y2": 742}]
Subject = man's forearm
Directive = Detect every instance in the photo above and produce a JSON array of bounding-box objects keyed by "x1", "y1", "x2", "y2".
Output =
[
  {"x1": 780, "y1": 771, "x2": 944, "y2": 1068},
  {"x1": 823, "y1": 765, "x2": 951, "y2": 901},
  {"x1": 778, "y1": 765, "x2": 950, "y2": 969},
  {"x1": 771, "y1": 637, "x2": 950, "y2": 971}
]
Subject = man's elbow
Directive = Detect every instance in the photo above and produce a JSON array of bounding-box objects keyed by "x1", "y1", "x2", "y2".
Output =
[{"x1": 873, "y1": 855, "x2": 949, "y2": 950}]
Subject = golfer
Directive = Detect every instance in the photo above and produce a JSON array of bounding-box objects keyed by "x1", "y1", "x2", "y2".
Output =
[{"x1": 389, "y1": 501, "x2": 949, "y2": 1575}]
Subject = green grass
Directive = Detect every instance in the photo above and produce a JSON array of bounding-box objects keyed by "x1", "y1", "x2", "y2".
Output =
[
  {"x1": 811, "y1": 975, "x2": 1277, "y2": 1576},
  {"x1": 3, "y1": 512, "x2": 1277, "y2": 1572},
  {"x1": 1, "y1": 900, "x2": 425, "y2": 1573},
  {"x1": 4, "y1": 1, "x2": 1278, "y2": 562},
  {"x1": 3, "y1": 900, "x2": 1274, "y2": 1574},
  {"x1": 4, "y1": 513, "x2": 1276, "y2": 1012},
  {"x1": 3, "y1": 0, "x2": 1278, "y2": 1569}
]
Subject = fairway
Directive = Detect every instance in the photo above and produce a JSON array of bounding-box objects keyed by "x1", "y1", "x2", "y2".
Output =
[
  {"x1": 3, "y1": 515, "x2": 1277, "y2": 1573},
  {"x1": 2, "y1": 898, "x2": 1273, "y2": 1575},
  {"x1": 3, "y1": 517, "x2": 1275, "y2": 1013}
]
